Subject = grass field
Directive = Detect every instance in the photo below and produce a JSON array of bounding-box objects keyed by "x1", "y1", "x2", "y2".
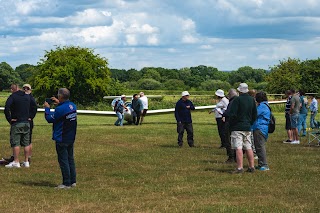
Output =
[{"x1": 0, "y1": 111, "x2": 320, "y2": 212}]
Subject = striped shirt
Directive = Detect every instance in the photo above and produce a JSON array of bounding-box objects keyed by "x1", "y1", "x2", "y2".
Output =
[{"x1": 285, "y1": 96, "x2": 292, "y2": 113}]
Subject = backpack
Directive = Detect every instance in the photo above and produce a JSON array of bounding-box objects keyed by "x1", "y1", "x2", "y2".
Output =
[
  {"x1": 111, "y1": 98, "x2": 120, "y2": 112},
  {"x1": 264, "y1": 103, "x2": 276, "y2": 133}
]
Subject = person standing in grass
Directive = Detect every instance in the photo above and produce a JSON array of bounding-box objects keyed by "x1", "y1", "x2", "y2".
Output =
[
  {"x1": 297, "y1": 90, "x2": 308, "y2": 136},
  {"x1": 209, "y1": 89, "x2": 229, "y2": 149},
  {"x1": 222, "y1": 89, "x2": 238, "y2": 163},
  {"x1": 132, "y1": 94, "x2": 143, "y2": 125},
  {"x1": 44, "y1": 88, "x2": 77, "y2": 189},
  {"x1": 4, "y1": 84, "x2": 36, "y2": 168},
  {"x1": 114, "y1": 95, "x2": 128, "y2": 126},
  {"x1": 139, "y1": 92, "x2": 148, "y2": 125},
  {"x1": 175, "y1": 91, "x2": 195, "y2": 147},
  {"x1": 283, "y1": 90, "x2": 293, "y2": 143},
  {"x1": 289, "y1": 89, "x2": 301, "y2": 144},
  {"x1": 309, "y1": 94, "x2": 318, "y2": 129},
  {"x1": 229, "y1": 83, "x2": 257, "y2": 174},
  {"x1": 252, "y1": 92, "x2": 270, "y2": 171}
]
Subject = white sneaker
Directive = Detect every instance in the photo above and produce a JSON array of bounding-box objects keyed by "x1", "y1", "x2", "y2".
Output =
[
  {"x1": 71, "y1": 183, "x2": 77, "y2": 187},
  {"x1": 21, "y1": 161, "x2": 30, "y2": 168},
  {"x1": 291, "y1": 140, "x2": 300, "y2": 144},
  {"x1": 55, "y1": 184, "x2": 71, "y2": 189},
  {"x1": 5, "y1": 161, "x2": 21, "y2": 168}
]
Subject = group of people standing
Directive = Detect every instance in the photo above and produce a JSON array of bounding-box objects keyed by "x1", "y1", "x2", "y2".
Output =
[
  {"x1": 283, "y1": 89, "x2": 318, "y2": 144},
  {"x1": 3, "y1": 84, "x2": 78, "y2": 189},
  {"x1": 114, "y1": 92, "x2": 148, "y2": 126},
  {"x1": 175, "y1": 83, "x2": 272, "y2": 173}
]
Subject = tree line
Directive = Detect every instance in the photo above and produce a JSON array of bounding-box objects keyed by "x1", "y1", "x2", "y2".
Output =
[{"x1": 0, "y1": 46, "x2": 319, "y2": 105}]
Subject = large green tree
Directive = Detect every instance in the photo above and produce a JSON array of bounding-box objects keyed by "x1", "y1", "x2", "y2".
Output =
[
  {"x1": 266, "y1": 58, "x2": 301, "y2": 93},
  {"x1": 15, "y1": 64, "x2": 37, "y2": 82},
  {"x1": 0, "y1": 62, "x2": 22, "y2": 91},
  {"x1": 299, "y1": 58, "x2": 320, "y2": 93},
  {"x1": 32, "y1": 46, "x2": 112, "y2": 104}
]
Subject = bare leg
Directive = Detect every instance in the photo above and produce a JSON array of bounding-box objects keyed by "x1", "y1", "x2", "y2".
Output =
[
  {"x1": 13, "y1": 146, "x2": 20, "y2": 163},
  {"x1": 292, "y1": 128, "x2": 299, "y2": 141},
  {"x1": 140, "y1": 116, "x2": 144, "y2": 125},
  {"x1": 246, "y1": 149, "x2": 255, "y2": 168},
  {"x1": 29, "y1": 143, "x2": 33, "y2": 158},
  {"x1": 236, "y1": 149, "x2": 243, "y2": 169},
  {"x1": 24, "y1": 145, "x2": 31, "y2": 162},
  {"x1": 287, "y1": 130, "x2": 293, "y2": 141}
]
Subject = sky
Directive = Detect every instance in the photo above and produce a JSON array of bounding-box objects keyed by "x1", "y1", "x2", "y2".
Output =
[{"x1": 1, "y1": 0, "x2": 320, "y2": 70}]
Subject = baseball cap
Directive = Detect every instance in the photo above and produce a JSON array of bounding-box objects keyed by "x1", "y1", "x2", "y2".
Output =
[
  {"x1": 181, "y1": 91, "x2": 190, "y2": 97},
  {"x1": 23, "y1": 84, "x2": 32, "y2": 90}
]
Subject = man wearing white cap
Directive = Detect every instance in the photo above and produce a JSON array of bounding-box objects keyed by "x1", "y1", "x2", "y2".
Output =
[
  {"x1": 139, "y1": 92, "x2": 148, "y2": 125},
  {"x1": 114, "y1": 95, "x2": 128, "y2": 126},
  {"x1": 209, "y1": 89, "x2": 229, "y2": 149},
  {"x1": 229, "y1": 83, "x2": 257, "y2": 173},
  {"x1": 175, "y1": 91, "x2": 195, "y2": 147}
]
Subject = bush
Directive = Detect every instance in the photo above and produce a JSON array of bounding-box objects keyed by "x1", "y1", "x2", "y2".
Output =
[{"x1": 137, "y1": 78, "x2": 162, "y2": 90}]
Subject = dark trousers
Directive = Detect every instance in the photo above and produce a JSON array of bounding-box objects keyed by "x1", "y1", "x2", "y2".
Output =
[
  {"x1": 253, "y1": 130, "x2": 268, "y2": 167},
  {"x1": 225, "y1": 121, "x2": 236, "y2": 160},
  {"x1": 56, "y1": 142, "x2": 76, "y2": 186},
  {"x1": 177, "y1": 122, "x2": 194, "y2": 147},
  {"x1": 216, "y1": 118, "x2": 227, "y2": 147},
  {"x1": 133, "y1": 110, "x2": 141, "y2": 125}
]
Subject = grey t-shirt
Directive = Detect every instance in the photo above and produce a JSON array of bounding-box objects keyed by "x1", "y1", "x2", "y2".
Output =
[{"x1": 291, "y1": 94, "x2": 301, "y2": 114}]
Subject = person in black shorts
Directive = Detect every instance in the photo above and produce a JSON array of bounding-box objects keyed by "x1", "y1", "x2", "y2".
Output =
[{"x1": 283, "y1": 90, "x2": 293, "y2": 143}]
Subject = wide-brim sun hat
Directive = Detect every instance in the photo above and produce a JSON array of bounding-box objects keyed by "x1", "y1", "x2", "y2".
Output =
[
  {"x1": 121, "y1": 95, "x2": 126, "y2": 98},
  {"x1": 181, "y1": 91, "x2": 190, "y2": 97},
  {"x1": 237, "y1": 83, "x2": 249, "y2": 93},
  {"x1": 215, "y1": 89, "x2": 225, "y2": 97}
]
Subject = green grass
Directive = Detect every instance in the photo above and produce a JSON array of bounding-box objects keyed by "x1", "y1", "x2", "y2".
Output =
[{"x1": 0, "y1": 112, "x2": 320, "y2": 212}]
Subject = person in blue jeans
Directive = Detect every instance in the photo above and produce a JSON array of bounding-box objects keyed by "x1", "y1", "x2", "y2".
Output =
[
  {"x1": 44, "y1": 88, "x2": 77, "y2": 189},
  {"x1": 309, "y1": 94, "x2": 318, "y2": 129},
  {"x1": 114, "y1": 95, "x2": 128, "y2": 126},
  {"x1": 298, "y1": 91, "x2": 308, "y2": 136}
]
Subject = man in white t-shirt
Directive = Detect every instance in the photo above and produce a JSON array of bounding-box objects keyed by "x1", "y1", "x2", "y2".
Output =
[{"x1": 139, "y1": 92, "x2": 148, "y2": 125}]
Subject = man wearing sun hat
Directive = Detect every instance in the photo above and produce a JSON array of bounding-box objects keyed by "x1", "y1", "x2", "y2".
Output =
[
  {"x1": 229, "y1": 83, "x2": 257, "y2": 174},
  {"x1": 175, "y1": 91, "x2": 195, "y2": 147}
]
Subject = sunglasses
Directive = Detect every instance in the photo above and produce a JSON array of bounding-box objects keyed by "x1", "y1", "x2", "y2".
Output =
[{"x1": 23, "y1": 87, "x2": 31, "y2": 90}]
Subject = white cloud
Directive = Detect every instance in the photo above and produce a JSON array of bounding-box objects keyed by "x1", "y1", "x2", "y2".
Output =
[
  {"x1": 182, "y1": 35, "x2": 199, "y2": 44},
  {"x1": 68, "y1": 9, "x2": 113, "y2": 26},
  {"x1": 147, "y1": 34, "x2": 159, "y2": 45},
  {"x1": 126, "y1": 34, "x2": 138, "y2": 46}
]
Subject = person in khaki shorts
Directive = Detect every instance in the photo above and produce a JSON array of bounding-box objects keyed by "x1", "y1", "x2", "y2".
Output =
[
  {"x1": 229, "y1": 83, "x2": 257, "y2": 174},
  {"x1": 4, "y1": 84, "x2": 36, "y2": 168}
]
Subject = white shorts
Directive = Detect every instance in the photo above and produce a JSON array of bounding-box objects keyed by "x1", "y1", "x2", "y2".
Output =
[{"x1": 231, "y1": 131, "x2": 253, "y2": 150}]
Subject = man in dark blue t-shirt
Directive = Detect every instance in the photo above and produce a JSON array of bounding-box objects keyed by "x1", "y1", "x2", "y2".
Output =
[{"x1": 175, "y1": 91, "x2": 195, "y2": 147}]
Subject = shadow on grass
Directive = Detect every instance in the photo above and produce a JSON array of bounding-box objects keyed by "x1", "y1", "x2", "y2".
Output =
[
  {"x1": 204, "y1": 167, "x2": 232, "y2": 173},
  {"x1": 16, "y1": 181, "x2": 56, "y2": 188}
]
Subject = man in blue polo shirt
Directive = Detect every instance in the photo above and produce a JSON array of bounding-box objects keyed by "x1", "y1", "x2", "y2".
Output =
[{"x1": 44, "y1": 88, "x2": 77, "y2": 189}]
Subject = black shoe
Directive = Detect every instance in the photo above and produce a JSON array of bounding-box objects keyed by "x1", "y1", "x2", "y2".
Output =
[
  {"x1": 189, "y1": 144, "x2": 195, "y2": 148},
  {"x1": 247, "y1": 167, "x2": 255, "y2": 173},
  {"x1": 225, "y1": 158, "x2": 235, "y2": 164},
  {"x1": 3, "y1": 156, "x2": 14, "y2": 163},
  {"x1": 231, "y1": 168, "x2": 244, "y2": 174}
]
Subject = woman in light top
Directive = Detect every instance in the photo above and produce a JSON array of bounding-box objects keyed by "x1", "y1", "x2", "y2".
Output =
[{"x1": 210, "y1": 89, "x2": 229, "y2": 148}]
